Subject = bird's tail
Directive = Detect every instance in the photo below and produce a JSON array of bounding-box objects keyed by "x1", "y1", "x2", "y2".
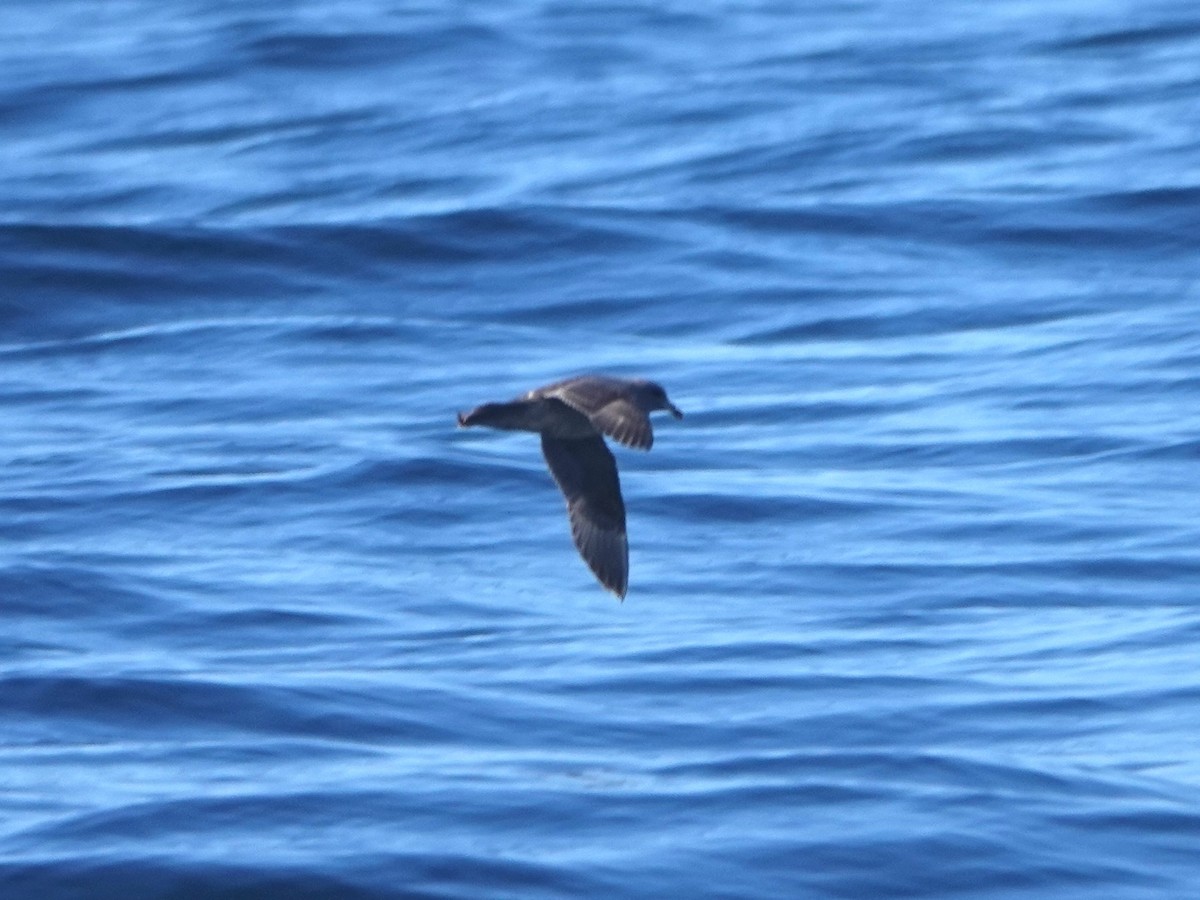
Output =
[{"x1": 457, "y1": 400, "x2": 533, "y2": 430}]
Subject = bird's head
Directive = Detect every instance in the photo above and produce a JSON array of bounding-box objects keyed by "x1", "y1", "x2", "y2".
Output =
[{"x1": 633, "y1": 380, "x2": 683, "y2": 419}]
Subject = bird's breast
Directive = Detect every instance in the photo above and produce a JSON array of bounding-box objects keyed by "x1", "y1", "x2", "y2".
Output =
[{"x1": 529, "y1": 399, "x2": 599, "y2": 439}]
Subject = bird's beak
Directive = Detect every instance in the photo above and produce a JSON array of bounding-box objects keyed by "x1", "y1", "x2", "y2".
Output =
[{"x1": 668, "y1": 403, "x2": 683, "y2": 419}]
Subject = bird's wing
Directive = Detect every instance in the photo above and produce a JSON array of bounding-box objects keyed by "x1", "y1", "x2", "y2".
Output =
[
  {"x1": 540, "y1": 434, "x2": 629, "y2": 598},
  {"x1": 584, "y1": 398, "x2": 654, "y2": 450},
  {"x1": 541, "y1": 378, "x2": 654, "y2": 450}
]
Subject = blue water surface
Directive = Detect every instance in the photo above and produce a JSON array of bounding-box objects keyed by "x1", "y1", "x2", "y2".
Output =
[{"x1": 3, "y1": 1, "x2": 1200, "y2": 897}]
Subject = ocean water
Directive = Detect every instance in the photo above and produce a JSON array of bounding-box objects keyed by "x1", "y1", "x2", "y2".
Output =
[{"x1": 3, "y1": 1, "x2": 1200, "y2": 897}]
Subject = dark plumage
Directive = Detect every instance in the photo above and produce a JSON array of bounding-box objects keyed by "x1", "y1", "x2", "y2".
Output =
[{"x1": 457, "y1": 375, "x2": 682, "y2": 599}]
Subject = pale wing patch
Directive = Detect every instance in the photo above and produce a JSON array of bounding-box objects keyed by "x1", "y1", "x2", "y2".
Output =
[
  {"x1": 541, "y1": 383, "x2": 655, "y2": 450},
  {"x1": 588, "y1": 399, "x2": 654, "y2": 450}
]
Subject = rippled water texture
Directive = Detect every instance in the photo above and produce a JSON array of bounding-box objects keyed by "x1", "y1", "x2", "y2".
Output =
[{"x1": 3, "y1": 1, "x2": 1200, "y2": 897}]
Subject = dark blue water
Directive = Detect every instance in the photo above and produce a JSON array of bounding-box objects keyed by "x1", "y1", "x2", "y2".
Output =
[{"x1": 4, "y1": 1, "x2": 1200, "y2": 897}]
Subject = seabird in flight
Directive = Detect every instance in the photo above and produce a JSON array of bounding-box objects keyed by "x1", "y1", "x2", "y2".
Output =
[{"x1": 457, "y1": 375, "x2": 682, "y2": 598}]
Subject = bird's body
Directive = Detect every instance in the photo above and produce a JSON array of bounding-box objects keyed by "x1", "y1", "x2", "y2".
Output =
[{"x1": 457, "y1": 375, "x2": 682, "y2": 599}]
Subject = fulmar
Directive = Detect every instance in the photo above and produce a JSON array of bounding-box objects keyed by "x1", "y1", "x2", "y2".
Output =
[{"x1": 457, "y1": 375, "x2": 683, "y2": 599}]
